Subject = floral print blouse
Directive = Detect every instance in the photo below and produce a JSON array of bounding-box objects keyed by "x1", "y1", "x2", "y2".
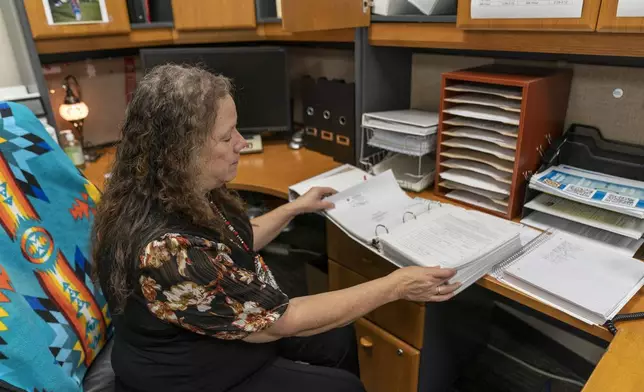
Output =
[{"x1": 138, "y1": 233, "x2": 289, "y2": 340}]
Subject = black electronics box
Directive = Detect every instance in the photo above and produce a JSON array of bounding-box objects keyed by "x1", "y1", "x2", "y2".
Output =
[{"x1": 301, "y1": 76, "x2": 356, "y2": 164}]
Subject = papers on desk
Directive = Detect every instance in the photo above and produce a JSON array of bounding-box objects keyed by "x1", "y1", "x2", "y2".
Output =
[
  {"x1": 446, "y1": 190, "x2": 508, "y2": 214},
  {"x1": 470, "y1": 0, "x2": 584, "y2": 20},
  {"x1": 617, "y1": 0, "x2": 644, "y2": 17},
  {"x1": 379, "y1": 206, "x2": 523, "y2": 292},
  {"x1": 524, "y1": 193, "x2": 644, "y2": 240},
  {"x1": 493, "y1": 231, "x2": 644, "y2": 326},
  {"x1": 440, "y1": 180, "x2": 509, "y2": 204},
  {"x1": 521, "y1": 211, "x2": 644, "y2": 257},
  {"x1": 530, "y1": 165, "x2": 644, "y2": 219},
  {"x1": 324, "y1": 170, "x2": 437, "y2": 244},
  {"x1": 288, "y1": 164, "x2": 371, "y2": 202}
]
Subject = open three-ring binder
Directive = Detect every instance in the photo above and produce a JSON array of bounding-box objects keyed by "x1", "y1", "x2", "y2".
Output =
[{"x1": 291, "y1": 169, "x2": 533, "y2": 294}]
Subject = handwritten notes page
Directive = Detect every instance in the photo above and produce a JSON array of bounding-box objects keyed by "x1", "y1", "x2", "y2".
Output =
[
  {"x1": 471, "y1": 0, "x2": 585, "y2": 20},
  {"x1": 504, "y1": 232, "x2": 644, "y2": 322}
]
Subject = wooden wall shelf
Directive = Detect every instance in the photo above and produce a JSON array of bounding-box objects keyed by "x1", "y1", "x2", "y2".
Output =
[
  {"x1": 369, "y1": 23, "x2": 644, "y2": 58},
  {"x1": 35, "y1": 25, "x2": 354, "y2": 55}
]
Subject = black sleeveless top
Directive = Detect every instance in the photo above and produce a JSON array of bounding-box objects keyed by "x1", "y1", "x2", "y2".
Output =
[{"x1": 105, "y1": 209, "x2": 289, "y2": 392}]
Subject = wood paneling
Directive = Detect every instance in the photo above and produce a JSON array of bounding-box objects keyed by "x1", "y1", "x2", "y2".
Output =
[
  {"x1": 36, "y1": 28, "x2": 174, "y2": 54},
  {"x1": 369, "y1": 23, "x2": 644, "y2": 57},
  {"x1": 280, "y1": 0, "x2": 369, "y2": 32},
  {"x1": 259, "y1": 24, "x2": 355, "y2": 42},
  {"x1": 355, "y1": 318, "x2": 420, "y2": 392},
  {"x1": 24, "y1": 0, "x2": 130, "y2": 39},
  {"x1": 597, "y1": 0, "x2": 644, "y2": 33},
  {"x1": 328, "y1": 260, "x2": 425, "y2": 349},
  {"x1": 456, "y1": 0, "x2": 602, "y2": 31},
  {"x1": 171, "y1": 0, "x2": 256, "y2": 31}
]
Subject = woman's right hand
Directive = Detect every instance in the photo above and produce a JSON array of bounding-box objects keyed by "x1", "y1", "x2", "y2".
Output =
[{"x1": 388, "y1": 266, "x2": 461, "y2": 302}]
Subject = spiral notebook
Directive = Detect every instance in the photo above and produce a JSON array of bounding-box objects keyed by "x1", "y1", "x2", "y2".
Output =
[{"x1": 492, "y1": 231, "x2": 644, "y2": 325}]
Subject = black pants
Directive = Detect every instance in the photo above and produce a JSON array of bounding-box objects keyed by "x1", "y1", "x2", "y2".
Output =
[{"x1": 230, "y1": 325, "x2": 365, "y2": 392}]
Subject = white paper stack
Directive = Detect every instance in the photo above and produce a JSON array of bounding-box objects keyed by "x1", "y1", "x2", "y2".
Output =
[
  {"x1": 363, "y1": 109, "x2": 439, "y2": 156},
  {"x1": 439, "y1": 82, "x2": 523, "y2": 214},
  {"x1": 493, "y1": 231, "x2": 644, "y2": 326},
  {"x1": 379, "y1": 206, "x2": 523, "y2": 293},
  {"x1": 529, "y1": 165, "x2": 644, "y2": 219}
]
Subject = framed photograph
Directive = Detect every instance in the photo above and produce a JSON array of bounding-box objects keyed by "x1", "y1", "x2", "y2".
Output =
[{"x1": 42, "y1": 0, "x2": 109, "y2": 25}]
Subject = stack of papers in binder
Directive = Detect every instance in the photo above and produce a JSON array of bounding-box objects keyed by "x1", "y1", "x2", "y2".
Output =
[
  {"x1": 378, "y1": 206, "x2": 524, "y2": 292},
  {"x1": 493, "y1": 231, "x2": 644, "y2": 326},
  {"x1": 362, "y1": 109, "x2": 439, "y2": 156}
]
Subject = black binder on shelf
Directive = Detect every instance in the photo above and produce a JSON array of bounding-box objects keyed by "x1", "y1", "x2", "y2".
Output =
[
  {"x1": 522, "y1": 124, "x2": 644, "y2": 217},
  {"x1": 301, "y1": 76, "x2": 356, "y2": 165}
]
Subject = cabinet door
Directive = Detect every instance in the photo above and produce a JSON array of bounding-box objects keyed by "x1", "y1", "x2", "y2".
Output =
[
  {"x1": 597, "y1": 0, "x2": 644, "y2": 32},
  {"x1": 280, "y1": 0, "x2": 369, "y2": 32},
  {"x1": 328, "y1": 260, "x2": 425, "y2": 349},
  {"x1": 24, "y1": 0, "x2": 130, "y2": 40},
  {"x1": 355, "y1": 318, "x2": 420, "y2": 392},
  {"x1": 172, "y1": 0, "x2": 256, "y2": 31},
  {"x1": 457, "y1": 0, "x2": 602, "y2": 31}
]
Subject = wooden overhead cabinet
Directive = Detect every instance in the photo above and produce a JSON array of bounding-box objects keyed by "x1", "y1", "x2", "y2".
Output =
[
  {"x1": 597, "y1": 0, "x2": 644, "y2": 32},
  {"x1": 279, "y1": 0, "x2": 370, "y2": 32},
  {"x1": 172, "y1": 0, "x2": 257, "y2": 30},
  {"x1": 456, "y1": 0, "x2": 602, "y2": 31},
  {"x1": 23, "y1": 0, "x2": 130, "y2": 39}
]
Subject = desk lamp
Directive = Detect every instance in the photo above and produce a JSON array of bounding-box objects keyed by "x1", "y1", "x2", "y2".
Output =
[{"x1": 59, "y1": 75, "x2": 89, "y2": 146}]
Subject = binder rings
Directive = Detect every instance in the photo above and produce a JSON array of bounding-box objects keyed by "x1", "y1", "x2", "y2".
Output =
[{"x1": 291, "y1": 169, "x2": 529, "y2": 294}]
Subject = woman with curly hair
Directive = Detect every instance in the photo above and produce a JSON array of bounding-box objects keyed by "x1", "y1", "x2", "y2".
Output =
[{"x1": 93, "y1": 64, "x2": 461, "y2": 392}]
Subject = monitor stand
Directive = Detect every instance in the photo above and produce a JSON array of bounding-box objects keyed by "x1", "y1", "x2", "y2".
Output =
[{"x1": 241, "y1": 133, "x2": 263, "y2": 154}]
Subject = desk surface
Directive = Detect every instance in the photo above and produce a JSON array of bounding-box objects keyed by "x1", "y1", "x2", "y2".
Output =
[{"x1": 84, "y1": 141, "x2": 644, "y2": 392}]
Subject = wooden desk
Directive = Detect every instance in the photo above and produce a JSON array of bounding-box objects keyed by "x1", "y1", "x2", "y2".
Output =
[{"x1": 83, "y1": 141, "x2": 644, "y2": 392}]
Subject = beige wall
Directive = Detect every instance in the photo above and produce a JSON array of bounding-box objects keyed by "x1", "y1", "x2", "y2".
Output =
[
  {"x1": 411, "y1": 53, "x2": 644, "y2": 146},
  {"x1": 0, "y1": 8, "x2": 24, "y2": 89}
]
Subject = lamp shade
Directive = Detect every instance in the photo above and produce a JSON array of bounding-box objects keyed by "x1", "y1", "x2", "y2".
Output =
[{"x1": 59, "y1": 101, "x2": 89, "y2": 122}]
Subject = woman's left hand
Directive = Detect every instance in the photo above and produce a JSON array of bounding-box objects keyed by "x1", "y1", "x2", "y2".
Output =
[{"x1": 290, "y1": 187, "x2": 337, "y2": 215}]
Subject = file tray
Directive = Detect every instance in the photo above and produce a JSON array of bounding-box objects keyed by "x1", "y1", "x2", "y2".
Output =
[
  {"x1": 539, "y1": 124, "x2": 644, "y2": 182},
  {"x1": 522, "y1": 123, "x2": 644, "y2": 217}
]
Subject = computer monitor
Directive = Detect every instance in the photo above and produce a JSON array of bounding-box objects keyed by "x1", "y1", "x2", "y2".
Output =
[{"x1": 140, "y1": 47, "x2": 291, "y2": 134}]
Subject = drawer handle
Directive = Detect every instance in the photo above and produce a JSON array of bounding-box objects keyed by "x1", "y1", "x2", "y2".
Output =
[
  {"x1": 396, "y1": 348, "x2": 404, "y2": 356},
  {"x1": 359, "y1": 336, "x2": 373, "y2": 349}
]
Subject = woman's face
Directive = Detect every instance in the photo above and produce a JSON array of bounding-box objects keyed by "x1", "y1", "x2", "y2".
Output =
[{"x1": 198, "y1": 95, "x2": 247, "y2": 191}]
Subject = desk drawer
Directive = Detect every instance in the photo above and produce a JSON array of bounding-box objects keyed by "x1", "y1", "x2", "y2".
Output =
[
  {"x1": 329, "y1": 260, "x2": 425, "y2": 349},
  {"x1": 355, "y1": 318, "x2": 420, "y2": 392},
  {"x1": 326, "y1": 221, "x2": 396, "y2": 281}
]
